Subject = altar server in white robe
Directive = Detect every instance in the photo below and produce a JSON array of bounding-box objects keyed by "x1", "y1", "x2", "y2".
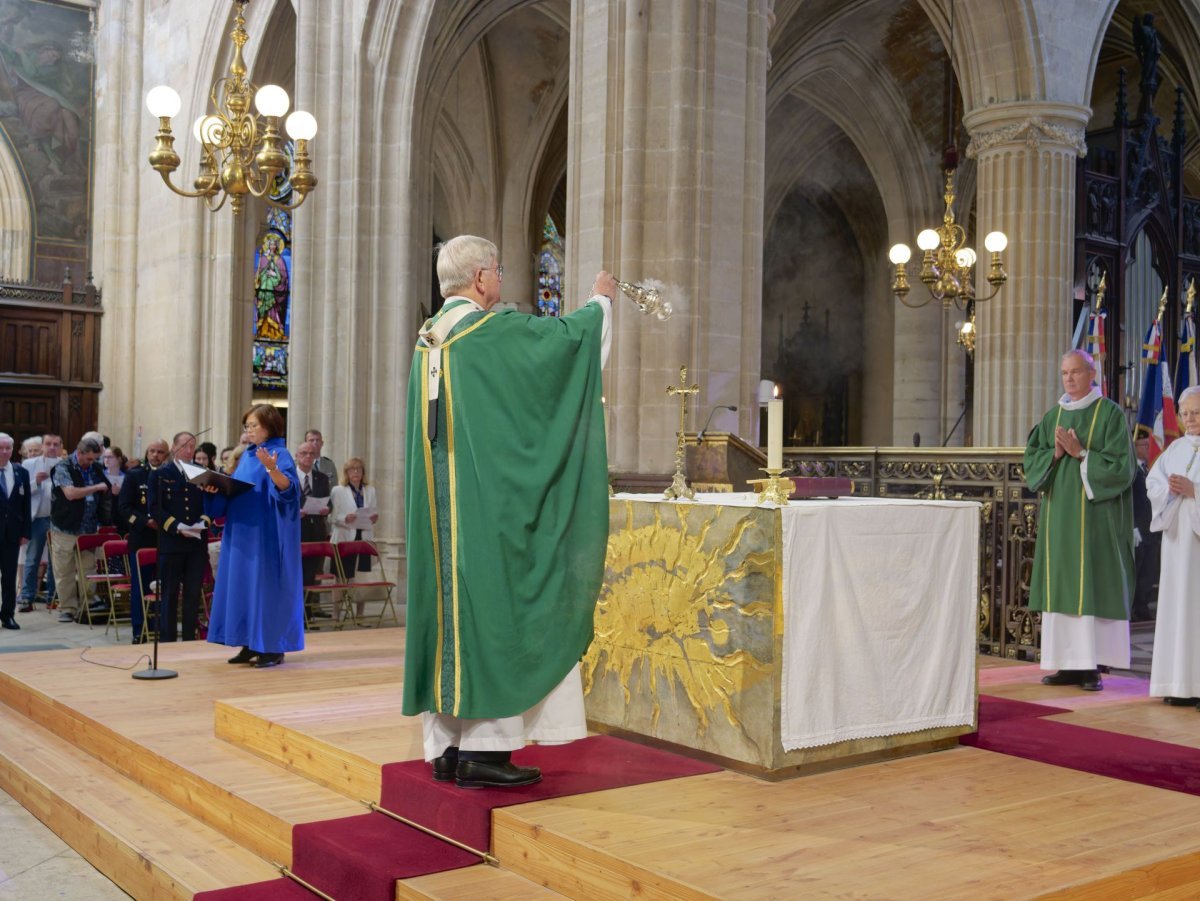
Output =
[{"x1": 1147, "y1": 385, "x2": 1200, "y2": 707}]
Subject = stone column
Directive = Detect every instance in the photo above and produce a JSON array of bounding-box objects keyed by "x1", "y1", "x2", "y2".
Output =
[
  {"x1": 965, "y1": 102, "x2": 1089, "y2": 447},
  {"x1": 566, "y1": 0, "x2": 770, "y2": 472}
]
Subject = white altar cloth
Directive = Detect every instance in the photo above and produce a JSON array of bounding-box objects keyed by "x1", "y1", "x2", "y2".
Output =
[{"x1": 612, "y1": 493, "x2": 979, "y2": 751}]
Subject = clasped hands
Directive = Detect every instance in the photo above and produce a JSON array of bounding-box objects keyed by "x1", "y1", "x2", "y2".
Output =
[
  {"x1": 1053, "y1": 426, "x2": 1085, "y2": 460},
  {"x1": 1168, "y1": 474, "x2": 1196, "y2": 498}
]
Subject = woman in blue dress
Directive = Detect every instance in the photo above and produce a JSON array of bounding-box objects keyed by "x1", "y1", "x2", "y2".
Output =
[{"x1": 206, "y1": 404, "x2": 304, "y2": 667}]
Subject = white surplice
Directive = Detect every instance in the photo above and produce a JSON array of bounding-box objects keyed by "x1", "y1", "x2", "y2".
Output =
[{"x1": 1146, "y1": 434, "x2": 1200, "y2": 698}]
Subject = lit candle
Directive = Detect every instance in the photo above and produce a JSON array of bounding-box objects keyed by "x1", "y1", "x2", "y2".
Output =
[{"x1": 767, "y1": 385, "x2": 782, "y2": 470}]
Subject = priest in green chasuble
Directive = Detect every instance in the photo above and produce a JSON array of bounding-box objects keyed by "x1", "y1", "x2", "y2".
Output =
[
  {"x1": 1024, "y1": 349, "x2": 1135, "y2": 692},
  {"x1": 402, "y1": 234, "x2": 616, "y2": 788}
]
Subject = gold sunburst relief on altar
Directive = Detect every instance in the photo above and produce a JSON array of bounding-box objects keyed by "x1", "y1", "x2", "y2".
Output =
[{"x1": 583, "y1": 501, "x2": 776, "y2": 759}]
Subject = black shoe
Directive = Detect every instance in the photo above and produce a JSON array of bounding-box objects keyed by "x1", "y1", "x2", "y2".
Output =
[
  {"x1": 1163, "y1": 696, "x2": 1198, "y2": 706},
  {"x1": 252, "y1": 652, "x2": 284, "y2": 668},
  {"x1": 1, "y1": 618, "x2": 19, "y2": 630},
  {"x1": 311, "y1": 610, "x2": 332, "y2": 619},
  {"x1": 1041, "y1": 670, "x2": 1082, "y2": 686},
  {"x1": 17, "y1": 604, "x2": 33, "y2": 614},
  {"x1": 432, "y1": 746, "x2": 459, "y2": 782},
  {"x1": 227, "y1": 647, "x2": 258, "y2": 664},
  {"x1": 1079, "y1": 671, "x2": 1103, "y2": 692},
  {"x1": 455, "y1": 759, "x2": 541, "y2": 789}
]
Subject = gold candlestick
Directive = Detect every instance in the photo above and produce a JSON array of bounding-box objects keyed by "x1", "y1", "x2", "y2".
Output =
[
  {"x1": 750, "y1": 467, "x2": 793, "y2": 506},
  {"x1": 664, "y1": 364, "x2": 699, "y2": 500}
]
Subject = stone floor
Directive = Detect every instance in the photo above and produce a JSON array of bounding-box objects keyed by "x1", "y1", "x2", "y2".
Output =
[{"x1": 0, "y1": 603, "x2": 134, "y2": 899}]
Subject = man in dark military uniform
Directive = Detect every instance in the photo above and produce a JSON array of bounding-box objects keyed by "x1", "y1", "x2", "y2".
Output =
[
  {"x1": 119, "y1": 438, "x2": 168, "y2": 642},
  {"x1": 148, "y1": 432, "x2": 210, "y2": 642}
]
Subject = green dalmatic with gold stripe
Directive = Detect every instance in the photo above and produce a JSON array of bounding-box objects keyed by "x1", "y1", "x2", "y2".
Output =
[
  {"x1": 401, "y1": 298, "x2": 610, "y2": 720},
  {"x1": 1023, "y1": 395, "x2": 1135, "y2": 620}
]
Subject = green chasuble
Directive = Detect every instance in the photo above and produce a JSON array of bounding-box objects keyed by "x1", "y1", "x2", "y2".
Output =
[
  {"x1": 401, "y1": 298, "x2": 609, "y2": 719},
  {"x1": 1023, "y1": 392, "x2": 1135, "y2": 619}
]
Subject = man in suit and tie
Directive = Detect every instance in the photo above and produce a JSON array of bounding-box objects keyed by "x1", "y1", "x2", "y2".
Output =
[
  {"x1": 1132, "y1": 434, "x2": 1160, "y2": 621},
  {"x1": 148, "y1": 432, "x2": 210, "y2": 642},
  {"x1": 295, "y1": 441, "x2": 332, "y2": 619},
  {"x1": 0, "y1": 433, "x2": 33, "y2": 630},
  {"x1": 119, "y1": 438, "x2": 168, "y2": 642}
]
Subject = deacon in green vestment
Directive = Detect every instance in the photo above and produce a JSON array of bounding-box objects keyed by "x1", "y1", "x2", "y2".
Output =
[
  {"x1": 402, "y1": 234, "x2": 616, "y2": 788},
  {"x1": 1024, "y1": 349, "x2": 1135, "y2": 691}
]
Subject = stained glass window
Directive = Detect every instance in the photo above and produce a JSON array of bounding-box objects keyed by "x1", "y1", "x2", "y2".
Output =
[
  {"x1": 536, "y1": 215, "x2": 564, "y2": 317},
  {"x1": 252, "y1": 148, "x2": 294, "y2": 391}
]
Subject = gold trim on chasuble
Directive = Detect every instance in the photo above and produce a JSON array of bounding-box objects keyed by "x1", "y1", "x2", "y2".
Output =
[
  {"x1": 443, "y1": 352, "x2": 464, "y2": 715},
  {"x1": 418, "y1": 347, "x2": 446, "y2": 711},
  {"x1": 1044, "y1": 402, "x2": 1103, "y2": 616},
  {"x1": 419, "y1": 309, "x2": 490, "y2": 714}
]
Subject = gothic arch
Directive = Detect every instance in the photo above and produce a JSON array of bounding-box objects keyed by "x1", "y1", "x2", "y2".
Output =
[{"x1": 0, "y1": 133, "x2": 33, "y2": 280}]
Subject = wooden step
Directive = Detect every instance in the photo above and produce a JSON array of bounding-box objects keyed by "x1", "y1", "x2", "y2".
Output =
[
  {"x1": 0, "y1": 640, "x2": 380, "y2": 864},
  {"x1": 214, "y1": 682, "x2": 422, "y2": 802},
  {"x1": 491, "y1": 752, "x2": 1200, "y2": 900},
  {"x1": 0, "y1": 701, "x2": 276, "y2": 900},
  {"x1": 396, "y1": 863, "x2": 566, "y2": 899}
]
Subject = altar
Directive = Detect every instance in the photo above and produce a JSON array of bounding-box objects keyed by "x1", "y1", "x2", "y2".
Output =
[{"x1": 583, "y1": 493, "x2": 980, "y2": 777}]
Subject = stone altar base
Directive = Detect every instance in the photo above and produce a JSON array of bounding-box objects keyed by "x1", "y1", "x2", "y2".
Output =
[{"x1": 585, "y1": 496, "x2": 978, "y2": 778}]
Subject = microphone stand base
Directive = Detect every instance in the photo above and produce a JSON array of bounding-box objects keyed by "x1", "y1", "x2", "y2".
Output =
[{"x1": 132, "y1": 667, "x2": 178, "y2": 681}]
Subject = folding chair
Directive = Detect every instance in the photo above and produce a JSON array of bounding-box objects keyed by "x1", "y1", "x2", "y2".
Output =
[
  {"x1": 90, "y1": 540, "x2": 133, "y2": 641},
  {"x1": 335, "y1": 540, "x2": 399, "y2": 628},
  {"x1": 300, "y1": 542, "x2": 354, "y2": 630},
  {"x1": 134, "y1": 547, "x2": 160, "y2": 644},
  {"x1": 74, "y1": 532, "x2": 110, "y2": 628}
]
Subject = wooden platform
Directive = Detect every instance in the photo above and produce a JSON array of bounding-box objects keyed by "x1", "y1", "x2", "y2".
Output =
[{"x1": 0, "y1": 632, "x2": 1198, "y2": 898}]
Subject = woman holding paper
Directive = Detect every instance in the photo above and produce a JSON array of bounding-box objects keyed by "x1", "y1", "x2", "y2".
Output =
[
  {"x1": 330, "y1": 458, "x2": 378, "y2": 619},
  {"x1": 205, "y1": 404, "x2": 304, "y2": 668}
]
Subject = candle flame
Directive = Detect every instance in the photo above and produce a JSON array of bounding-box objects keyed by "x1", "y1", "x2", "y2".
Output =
[{"x1": 773, "y1": 384, "x2": 780, "y2": 399}]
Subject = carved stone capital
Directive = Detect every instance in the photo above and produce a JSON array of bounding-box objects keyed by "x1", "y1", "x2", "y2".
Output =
[{"x1": 966, "y1": 116, "x2": 1087, "y2": 159}]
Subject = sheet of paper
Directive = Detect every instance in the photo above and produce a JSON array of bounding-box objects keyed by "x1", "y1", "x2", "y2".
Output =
[
  {"x1": 347, "y1": 506, "x2": 377, "y2": 522},
  {"x1": 302, "y1": 496, "x2": 331, "y2": 515}
]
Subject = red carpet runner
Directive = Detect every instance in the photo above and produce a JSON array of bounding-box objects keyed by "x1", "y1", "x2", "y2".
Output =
[
  {"x1": 197, "y1": 735, "x2": 720, "y2": 901},
  {"x1": 962, "y1": 694, "x2": 1200, "y2": 796}
]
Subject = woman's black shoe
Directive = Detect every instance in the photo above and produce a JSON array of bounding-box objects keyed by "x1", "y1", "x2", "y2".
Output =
[
  {"x1": 253, "y1": 652, "x2": 285, "y2": 668},
  {"x1": 227, "y1": 647, "x2": 258, "y2": 664}
]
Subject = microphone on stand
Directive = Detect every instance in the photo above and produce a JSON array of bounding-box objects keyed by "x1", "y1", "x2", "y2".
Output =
[{"x1": 697, "y1": 405, "x2": 738, "y2": 442}]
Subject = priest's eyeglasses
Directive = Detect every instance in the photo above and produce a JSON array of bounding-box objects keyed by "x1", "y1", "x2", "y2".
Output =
[{"x1": 480, "y1": 265, "x2": 504, "y2": 279}]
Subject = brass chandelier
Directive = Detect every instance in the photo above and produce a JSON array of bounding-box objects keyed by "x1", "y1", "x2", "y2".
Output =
[
  {"x1": 887, "y1": 0, "x2": 1006, "y2": 311},
  {"x1": 889, "y1": 152, "x2": 1007, "y2": 310},
  {"x1": 145, "y1": 0, "x2": 317, "y2": 215}
]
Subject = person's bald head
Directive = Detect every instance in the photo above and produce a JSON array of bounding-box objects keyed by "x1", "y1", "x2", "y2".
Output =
[{"x1": 146, "y1": 439, "x2": 169, "y2": 468}]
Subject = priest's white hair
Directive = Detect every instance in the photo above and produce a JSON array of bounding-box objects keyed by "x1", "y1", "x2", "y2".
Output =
[
  {"x1": 1179, "y1": 385, "x2": 1200, "y2": 405},
  {"x1": 436, "y1": 235, "x2": 498, "y2": 297},
  {"x1": 1062, "y1": 348, "x2": 1095, "y2": 370}
]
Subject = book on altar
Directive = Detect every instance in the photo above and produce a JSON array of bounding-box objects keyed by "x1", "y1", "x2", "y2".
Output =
[{"x1": 181, "y1": 462, "x2": 253, "y2": 497}]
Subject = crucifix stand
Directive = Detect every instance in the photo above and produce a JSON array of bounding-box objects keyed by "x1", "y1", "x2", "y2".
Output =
[{"x1": 664, "y1": 365, "x2": 699, "y2": 500}]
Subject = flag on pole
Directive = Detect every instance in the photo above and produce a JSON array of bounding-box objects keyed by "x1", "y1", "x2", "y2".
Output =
[
  {"x1": 1176, "y1": 278, "x2": 1197, "y2": 398},
  {"x1": 1135, "y1": 314, "x2": 1179, "y2": 465},
  {"x1": 1084, "y1": 304, "x2": 1107, "y2": 396},
  {"x1": 1082, "y1": 271, "x2": 1109, "y2": 396}
]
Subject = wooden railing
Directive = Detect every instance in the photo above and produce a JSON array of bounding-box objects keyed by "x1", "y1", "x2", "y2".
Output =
[{"x1": 782, "y1": 446, "x2": 1041, "y2": 661}]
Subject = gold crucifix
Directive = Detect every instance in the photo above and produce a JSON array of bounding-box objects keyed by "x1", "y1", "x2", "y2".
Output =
[{"x1": 664, "y1": 364, "x2": 699, "y2": 500}]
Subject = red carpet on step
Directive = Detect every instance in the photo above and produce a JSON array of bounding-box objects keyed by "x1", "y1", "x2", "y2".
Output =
[
  {"x1": 198, "y1": 734, "x2": 719, "y2": 901},
  {"x1": 380, "y1": 733, "x2": 721, "y2": 852},
  {"x1": 195, "y1": 878, "x2": 314, "y2": 900},
  {"x1": 965, "y1": 694, "x2": 1200, "y2": 796}
]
